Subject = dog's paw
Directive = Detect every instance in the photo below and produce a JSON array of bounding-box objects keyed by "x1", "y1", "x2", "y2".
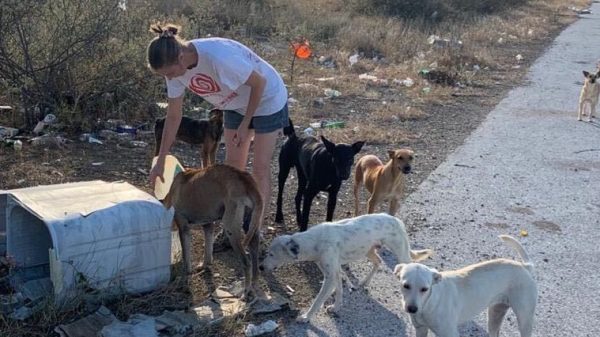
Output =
[{"x1": 296, "y1": 314, "x2": 311, "y2": 323}]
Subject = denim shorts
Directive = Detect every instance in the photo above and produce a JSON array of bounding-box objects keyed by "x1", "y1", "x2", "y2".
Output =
[{"x1": 223, "y1": 104, "x2": 289, "y2": 134}]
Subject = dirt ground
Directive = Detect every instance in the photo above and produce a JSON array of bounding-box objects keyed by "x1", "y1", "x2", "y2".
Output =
[{"x1": 0, "y1": 9, "x2": 586, "y2": 337}]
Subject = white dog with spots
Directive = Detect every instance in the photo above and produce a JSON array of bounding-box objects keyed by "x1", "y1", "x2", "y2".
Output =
[
  {"x1": 261, "y1": 213, "x2": 433, "y2": 323},
  {"x1": 394, "y1": 235, "x2": 537, "y2": 337}
]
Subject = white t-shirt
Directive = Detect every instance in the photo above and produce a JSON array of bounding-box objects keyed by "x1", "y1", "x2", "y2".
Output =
[{"x1": 166, "y1": 38, "x2": 287, "y2": 116}]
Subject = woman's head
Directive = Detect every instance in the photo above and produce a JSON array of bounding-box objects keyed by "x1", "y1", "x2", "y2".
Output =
[{"x1": 147, "y1": 23, "x2": 187, "y2": 79}]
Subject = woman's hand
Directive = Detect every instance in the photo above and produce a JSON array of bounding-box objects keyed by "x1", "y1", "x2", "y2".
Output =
[
  {"x1": 150, "y1": 157, "x2": 166, "y2": 188},
  {"x1": 233, "y1": 119, "x2": 251, "y2": 147}
]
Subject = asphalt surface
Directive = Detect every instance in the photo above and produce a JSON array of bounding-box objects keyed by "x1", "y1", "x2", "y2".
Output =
[{"x1": 282, "y1": 5, "x2": 600, "y2": 337}]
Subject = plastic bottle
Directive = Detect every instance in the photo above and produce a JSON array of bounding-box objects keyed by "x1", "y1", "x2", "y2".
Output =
[{"x1": 151, "y1": 155, "x2": 185, "y2": 200}]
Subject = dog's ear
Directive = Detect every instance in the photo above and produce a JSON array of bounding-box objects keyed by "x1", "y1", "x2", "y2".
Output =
[
  {"x1": 285, "y1": 237, "x2": 300, "y2": 258},
  {"x1": 388, "y1": 150, "x2": 396, "y2": 159},
  {"x1": 432, "y1": 270, "x2": 442, "y2": 284},
  {"x1": 321, "y1": 136, "x2": 336, "y2": 153},
  {"x1": 352, "y1": 141, "x2": 365, "y2": 154},
  {"x1": 584, "y1": 70, "x2": 590, "y2": 78},
  {"x1": 393, "y1": 264, "x2": 406, "y2": 276}
]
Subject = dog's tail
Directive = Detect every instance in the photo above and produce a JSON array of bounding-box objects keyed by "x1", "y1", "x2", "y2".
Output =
[
  {"x1": 283, "y1": 118, "x2": 295, "y2": 138},
  {"x1": 241, "y1": 178, "x2": 264, "y2": 248},
  {"x1": 499, "y1": 235, "x2": 534, "y2": 272},
  {"x1": 410, "y1": 249, "x2": 434, "y2": 262}
]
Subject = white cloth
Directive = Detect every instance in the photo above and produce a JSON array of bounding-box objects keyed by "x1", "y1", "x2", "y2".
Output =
[{"x1": 166, "y1": 38, "x2": 287, "y2": 116}]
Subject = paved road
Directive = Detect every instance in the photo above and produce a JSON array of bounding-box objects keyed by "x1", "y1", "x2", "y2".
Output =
[{"x1": 283, "y1": 4, "x2": 600, "y2": 337}]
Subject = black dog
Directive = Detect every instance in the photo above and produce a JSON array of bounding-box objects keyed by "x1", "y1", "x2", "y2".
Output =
[
  {"x1": 154, "y1": 109, "x2": 223, "y2": 168},
  {"x1": 275, "y1": 120, "x2": 364, "y2": 231}
]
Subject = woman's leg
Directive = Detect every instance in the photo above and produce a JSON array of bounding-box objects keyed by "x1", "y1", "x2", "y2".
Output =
[
  {"x1": 224, "y1": 128, "x2": 254, "y2": 170},
  {"x1": 251, "y1": 129, "x2": 281, "y2": 217}
]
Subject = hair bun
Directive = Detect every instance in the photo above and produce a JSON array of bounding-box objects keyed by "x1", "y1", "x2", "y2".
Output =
[{"x1": 149, "y1": 23, "x2": 181, "y2": 38}]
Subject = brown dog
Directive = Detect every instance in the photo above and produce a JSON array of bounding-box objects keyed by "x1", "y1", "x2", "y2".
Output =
[
  {"x1": 163, "y1": 164, "x2": 263, "y2": 299},
  {"x1": 155, "y1": 109, "x2": 224, "y2": 168},
  {"x1": 353, "y1": 149, "x2": 414, "y2": 216}
]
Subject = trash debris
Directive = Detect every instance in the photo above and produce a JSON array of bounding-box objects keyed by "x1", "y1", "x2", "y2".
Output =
[
  {"x1": 310, "y1": 122, "x2": 322, "y2": 129},
  {"x1": 88, "y1": 136, "x2": 103, "y2": 145},
  {"x1": 137, "y1": 168, "x2": 149, "y2": 175},
  {"x1": 315, "y1": 77, "x2": 335, "y2": 82},
  {"x1": 317, "y1": 55, "x2": 336, "y2": 68},
  {"x1": 427, "y1": 35, "x2": 463, "y2": 49},
  {"x1": 13, "y1": 140, "x2": 22, "y2": 152},
  {"x1": 33, "y1": 114, "x2": 58, "y2": 135},
  {"x1": 285, "y1": 285, "x2": 295, "y2": 294},
  {"x1": 322, "y1": 121, "x2": 345, "y2": 129},
  {"x1": 252, "y1": 292, "x2": 291, "y2": 315},
  {"x1": 287, "y1": 97, "x2": 299, "y2": 105},
  {"x1": 244, "y1": 320, "x2": 278, "y2": 337},
  {"x1": 516, "y1": 54, "x2": 524, "y2": 62},
  {"x1": 570, "y1": 6, "x2": 592, "y2": 14},
  {"x1": 55, "y1": 306, "x2": 117, "y2": 337},
  {"x1": 303, "y1": 127, "x2": 315, "y2": 136},
  {"x1": 116, "y1": 125, "x2": 137, "y2": 136},
  {"x1": 79, "y1": 133, "x2": 92, "y2": 142},
  {"x1": 0, "y1": 126, "x2": 19, "y2": 139},
  {"x1": 100, "y1": 316, "x2": 158, "y2": 337},
  {"x1": 527, "y1": 29, "x2": 534, "y2": 36},
  {"x1": 394, "y1": 77, "x2": 414, "y2": 87},
  {"x1": 324, "y1": 88, "x2": 342, "y2": 98},
  {"x1": 520, "y1": 229, "x2": 529, "y2": 237},
  {"x1": 348, "y1": 53, "x2": 359, "y2": 67},
  {"x1": 422, "y1": 87, "x2": 432, "y2": 94},
  {"x1": 130, "y1": 140, "x2": 148, "y2": 148},
  {"x1": 30, "y1": 135, "x2": 68, "y2": 149},
  {"x1": 359, "y1": 73, "x2": 379, "y2": 82},
  {"x1": 91, "y1": 162, "x2": 105, "y2": 166},
  {"x1": 497, "y1": 37, "x2": 504, "y2": 44}
]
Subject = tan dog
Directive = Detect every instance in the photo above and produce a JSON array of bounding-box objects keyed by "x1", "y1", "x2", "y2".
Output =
[
  {"x1": 163, "y1": 164, "x2": 263, "y2": 299},
  {"x1": 578, "y1": 70, "x2": 600, "y2": 122},
  {"x1": 353, "y1": 149, "x2": 414, "y2": 216}
]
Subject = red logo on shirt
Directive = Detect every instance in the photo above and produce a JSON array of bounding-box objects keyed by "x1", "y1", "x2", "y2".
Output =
[{"x1": 189, "y1": 74, "x2": 221, "y2": 95}]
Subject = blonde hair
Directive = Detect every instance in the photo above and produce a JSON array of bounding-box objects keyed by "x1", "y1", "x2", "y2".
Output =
[{"x1": 147, "y1": 23, "x2": 186, "y2": 70}]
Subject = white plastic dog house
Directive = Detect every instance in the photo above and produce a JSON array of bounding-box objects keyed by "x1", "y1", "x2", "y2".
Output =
[{"x1": 0, "y1": 180, "x2": 174, "y2": 302}]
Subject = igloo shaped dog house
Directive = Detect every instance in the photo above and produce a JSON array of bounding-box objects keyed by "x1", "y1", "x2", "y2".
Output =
[{"x1": 0, "y1": 180, "x2": 174, "y2": 301}]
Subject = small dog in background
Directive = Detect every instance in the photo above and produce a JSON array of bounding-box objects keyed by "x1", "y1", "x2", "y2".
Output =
[
  {"x1": 578, "y1": 70, "x2": 600, "y2": 122},
  {"x1": 354, "y1": 149, "x2": 414, "y2": 216},
  {"x1": 154, "y1": 109, "x2": 224, "y2": 167}
]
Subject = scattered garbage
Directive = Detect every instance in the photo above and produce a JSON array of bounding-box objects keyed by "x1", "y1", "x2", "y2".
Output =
[
  {"x1": 393, "y1": 77, "x2": 414, "y2": 87},
  {"x1": 116, "y1": 125, "x2": 137, "y2": 136},
  {"x1": 359, "y1": 73, "x2": 378, "y2": 82},
  {"x1": 287, "y1": 97, "x2": 299, "y2": 105},
  {"x1": 323, "y1": 121, "x2": 345, "y2": 129},
  {"x1": 570, "y1": 6, "x2": 592, "y2": 14},
  {"x1": 285, "y1": 285, "x2": 295, "y2": 294},
  {"x1": 419, "y1": 69, "x2": 458, "y2": 86},
  {"x1": 245, "y1": 320, "x2": 278, "y2": 337},
  {"x1": 91, "y1": 162, "x2": 105, "y2": 166},
  {"x1": 324, "y1": 88, "x2": 342, "y2": 98},
  {"x1": 99, "y1": 129, "x2": 119, "y2": 140},
  {"x1": 422, "y1": 87, "x2": 432, "y2": 94},
  {"x1": 30, "y1": 135, "x2": 68, "y2": 149},
  {"x1": 100, "y1": 316, "x2": 158, "y2": 337},
  {"x1": 32, "y1": 114, "x2": 58, "y2": 135},
  {"x1": 0, "y1": 126, "x2": 19, "y2": 139},
  {"x1": 303, "y1": 127, "x2": 315, "y2": 136},
  {"x1": 516, "y1": 54, "x2": 524, "y2": 62},
  {"x1": 427, "y1": 35, "x2": 463, "y2": 49},
  {"x1": 88, "y1": 136, "x2": 103, "y2": 145},
  {"x1": 3, "y1": 139, "x2": 23, "y2": 151},
  {"x1": 497, "y1": 37, "x2": 504, "y2": 44},
  {"x1": 317, "y1": 55, "x2": 336, "y2": 69},
  {"x1": 130, "y1": 140, "x2": 148, "y2": 148},
  {"x1": 520, "y1": 229, "x2": 529, "y2": 237},
  {"x1": 55, "y1": 306, "x2": 117, "y2": 337},
  {"x1": 315, "y1": 77, "x2": 335, "y2": 82},
  {"x1": 348, "y1": 53, "x2": 359, "y2": 67}
]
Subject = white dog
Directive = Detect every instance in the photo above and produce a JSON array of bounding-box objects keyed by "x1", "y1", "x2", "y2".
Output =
[
  {"x1": 260, "y1": 213, "x2": 433, "y2": 323},
  {"x1": 394, "y1": 235, "x2": 537, "y2": 337}
]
